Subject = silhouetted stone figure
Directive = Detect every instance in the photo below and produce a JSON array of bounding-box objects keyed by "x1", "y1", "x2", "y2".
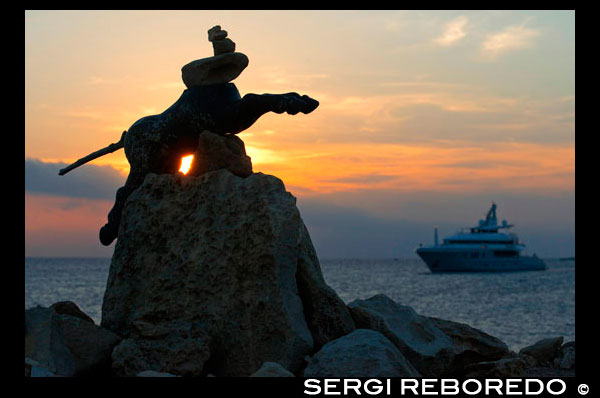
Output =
[{"x1": 97, "y1": 26, "x2": 319, "y2": 245}]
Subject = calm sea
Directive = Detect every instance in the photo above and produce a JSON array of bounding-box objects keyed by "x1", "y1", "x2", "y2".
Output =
[{"x1": 24, "y1": 257, "x2": 574, "y2": 351}]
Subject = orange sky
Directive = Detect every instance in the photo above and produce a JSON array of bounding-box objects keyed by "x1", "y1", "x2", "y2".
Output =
[{"x1": 25, "y1": 10, "x2": 574, "y2": 257}]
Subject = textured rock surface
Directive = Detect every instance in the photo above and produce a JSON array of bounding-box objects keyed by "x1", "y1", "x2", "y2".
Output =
[
  {"x1": 136, "y1": 370, "x2": 179, "y2": 377},
  {"x1": 428, "y1": 316, "x2": 509, "y2": 375},
  {"x1": 250, "y1": 362, "x2": 295, "y2": 377},
  {"x1": 519, "y1": 336, "x2": 564, "y2": 366},
  {"x1": 208, "y1": 25, "x2": 228, "y2": 42},
  {"x1": 50, "y1": 301, "x2": 95, "y2": 324},
  {"x1": 101, "y1": 170, "x2": 350, "y2": 376},
  {"x1": 347, "y1": 294, "x2": 453, "y2": 376},
  {"x1": 213, "y1": 38, "x2": 236, "y2": 55},
  {"x1": 304, "y1": 329, "x2": 421, "y2": 377},
  {"x1": 556, "y1": 341, "x2": 575, "y2": 369},
  {"x1": 464, "y1": 357, "x2": 527, "y2": 378},
  {"x1": 181, "y1": 53, "x2": 249, "y2": 88},
  {"x1": 25, "y1": 305, "x2": 120, "y2": 377},
  {"x1": 188, "y1": 130, "x2": 252, "y2": 177}
]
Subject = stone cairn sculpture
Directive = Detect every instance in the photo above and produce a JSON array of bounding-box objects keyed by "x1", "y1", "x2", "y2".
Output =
[{"x1": 58, "y1": 25, "x2": 319, "y2": 246}]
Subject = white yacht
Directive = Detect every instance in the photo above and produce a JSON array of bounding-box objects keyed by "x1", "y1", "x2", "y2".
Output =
[{"x1": 415, "y1": 202, "x2": 546, "y2": 272}]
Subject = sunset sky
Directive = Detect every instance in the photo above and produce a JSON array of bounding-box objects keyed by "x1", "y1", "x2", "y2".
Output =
[{"x1": 25, "y1": 10, "x2": 574, "y2": 258}]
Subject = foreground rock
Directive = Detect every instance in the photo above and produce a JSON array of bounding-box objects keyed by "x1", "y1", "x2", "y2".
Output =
[
  {"x1": 555, "y1": 341, "x2": 575, "y2": 369},
  {"x1": 25, "y1": 304, "x2": 120, "y2": 377},
  {"x1": 519, "y1": 336, "x2": 563, "y2": 366},
  {"x1": 250, "y1": 362, "x2": 295, "y2": 377},
  {"x1": 101, "y1": 169, "x2": 353, "y2": 376},
  {"x1": 348, "y1": 294, "x2": 453, "y2": 376},
  {"x1": 428, "y1": 316, "x2": 509, "y2": 375},
  {"x1": 464, "y1": 357, "x2": 527, "y2": 378},
  {"x1": 304, "y1": 329, "x2": 421, "y2": 377}
]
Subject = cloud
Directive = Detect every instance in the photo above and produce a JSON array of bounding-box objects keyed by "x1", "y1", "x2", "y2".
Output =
[
  {"x1": 434, "y1": 16, "x2": 468, "y2": 46},
  {"x1": 25, "y1": 158, "x2": 125, "y2": 200},
  {"x1": 481, "y1": 23, "x2": 541, "y2": 59}
]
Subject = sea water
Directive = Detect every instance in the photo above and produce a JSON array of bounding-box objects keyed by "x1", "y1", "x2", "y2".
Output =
[{"x1": 24, "y1": 257, "x2": 574, "y2": 351}]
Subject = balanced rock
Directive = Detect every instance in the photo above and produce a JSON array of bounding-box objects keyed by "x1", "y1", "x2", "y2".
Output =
[
  {"x1": 188, "y1": 130, "x2": 252, "y2": 177},
  {"x1": 213, "y1": 39, "x2": 236, "y2": 56},
  {"x1": 304, "y1": 329, "x2": 421, "y2": 377},
  {"x1": 181, "y1": 52, "x2": 249, "y2": 88},
  {"x1": 347, "y1": 294, "x2": 453, "y2": 376},
  {"x1": 208, "y1": 25, "x2": 228, "y2": 42},
  {"x1": 182, "y1": 25, "x2": 247, "y2": 87},
  {"x1": 101, "y1": 169, "x2": 352, "y2": 376},
  {"x1": 25, "y1": 305, "x2": 120, "y2": 377},
  {"x1": 427, "y1": 316, "x2": 509, "y2": 375}
]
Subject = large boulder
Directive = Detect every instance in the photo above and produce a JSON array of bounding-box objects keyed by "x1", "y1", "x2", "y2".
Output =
[
  {"x1": 50, "y1": 301, "x2": 95, "y2": 324},
  {"x1": 427, "y1": 316, "x2": 509, "y2": 375},
  {"x1": 304, "y1": 329, "x2": 421, "y2": 377},
  {"x1": 347, "y1": 294, "x2": 453, "y2": 376},
  {"x1": 464, "y1": 357, "x2": 527, "y2": 378},
  {"x1": 555, "y1": 341, "x2": 575, "y2": 370},
  {"x1": 101, "y1": 169, "x2": 352, "y2": 376},
  {"x1": 519, "y1": 336, "x2": 564, "y2": 366},
  {"x1": 25, "y1": 305, "x2": 120, "y2": 377}
]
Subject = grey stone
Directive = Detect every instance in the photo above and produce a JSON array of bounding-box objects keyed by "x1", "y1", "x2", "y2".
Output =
[
  {"x1": 348, "y1": 294, "x2": 453, "y2": 376},
  {"x1": 102, "y1": 170, "x2": 346, "y2": 376},
  {"x1": 208, "y1": 25, "x2": 228, "y2": 41},
  {"x1": 181, "y1": 52, "x2": 249, "y2": 88},
  {"x1": 250, "y1": 362, "x2": 295, "y2": 377},
  {"x1": 213, "y1": 38, "x2": 236, "y2": 55},
  {"x1": 556, "y1": 341, "x2": 575, "y2": 369},
  {"x1": 428, "y1": 316, "x2": 509, "y2": 375},
  {"x1": 25, "y1": 305, "x2": 121, "y2": 377},
  {"x1": 519, "y1": 336, "x2": 564, "y2": 366},
  {"x1": 464, "y1": 357, "x2": 527, "y2": 378},
  {"x1": 136, "y1": 370, "x2": 179, "y2": 377},
  {"x1": 50, "y1": 301, "x2": 95, "y2": 324},
  {"x1": 304, "y1": 329, "x2": 421, "y2": 378},
  {"x1": 188, "y1": 130, "x2": 252, "y2": 178}
]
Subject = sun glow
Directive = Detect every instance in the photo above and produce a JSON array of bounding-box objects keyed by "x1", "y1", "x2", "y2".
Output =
[{"x1": 179, "y1": 155, "x2": 194, "y2": 174}]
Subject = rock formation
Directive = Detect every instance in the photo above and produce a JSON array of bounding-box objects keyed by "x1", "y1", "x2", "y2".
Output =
[
  {"x1": 101, "y1": 169, "x2": 355, "y2": 376},
  {"x1": 347, "y1": 294, "x2": 454, "y2": 376},
  {"x1": 304, "y1": 329, "x2": 421, "y2": 377},
  {"x1": 25, "y1": 302, "x2": 120, "y2": 377}
]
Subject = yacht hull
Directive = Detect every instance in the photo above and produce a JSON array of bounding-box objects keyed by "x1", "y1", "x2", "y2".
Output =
[{"x1": 416, "y1": 248, "x2": 546, "y2": 273}]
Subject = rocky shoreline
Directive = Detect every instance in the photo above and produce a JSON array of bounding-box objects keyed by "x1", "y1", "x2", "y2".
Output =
[
  {"x1": 25, "y1": 298, "x2": 575, "y2": 378},
  {"x1": 25, "y1": 170, "x2": 575, "y2": 378}
]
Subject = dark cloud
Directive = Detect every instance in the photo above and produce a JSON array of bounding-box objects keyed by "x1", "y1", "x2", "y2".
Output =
[{"x1": 25, "y1": 158, "x2": 124, "y2": 200}]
